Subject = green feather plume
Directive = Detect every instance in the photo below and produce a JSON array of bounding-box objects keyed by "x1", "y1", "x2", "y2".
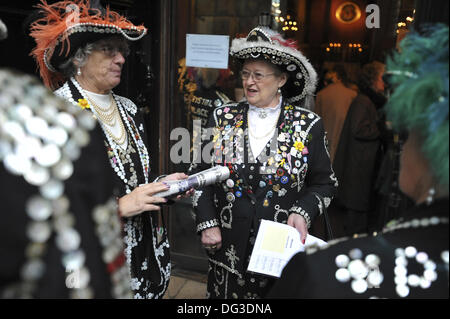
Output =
[{"x1": 384, "y1": 24, "x2": 449, "y2": 190}]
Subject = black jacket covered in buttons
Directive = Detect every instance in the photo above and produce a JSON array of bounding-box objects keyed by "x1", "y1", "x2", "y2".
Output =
[{"x1": 190, "y1": 100, "x2": 337, "y2": 277}]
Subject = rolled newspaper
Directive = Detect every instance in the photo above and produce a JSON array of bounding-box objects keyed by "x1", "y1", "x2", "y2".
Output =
[{"x1": 153, "y1": 166, "x2": 230, "y2": 198}]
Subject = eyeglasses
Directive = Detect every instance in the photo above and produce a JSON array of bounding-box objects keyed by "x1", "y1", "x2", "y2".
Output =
[
  {"x1": 240, "y1": 70, "x2": 275, "y2": 82},
  {"x1": 96, "y1": 44, "x2": 130, "y2": 58}
]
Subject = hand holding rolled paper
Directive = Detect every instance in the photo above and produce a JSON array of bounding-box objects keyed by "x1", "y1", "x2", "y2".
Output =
[
  {"x1": 154, "y1": 166, "x2": 230, "y2": 198},
  {"x1": 159, "y1": 172, "x2": 193, "y2": 199}
]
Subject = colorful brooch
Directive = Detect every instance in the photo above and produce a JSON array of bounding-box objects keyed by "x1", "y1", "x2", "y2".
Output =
[
  {"x1": 294, "y1": 140, "x2": 305, "y2": 152},
  {"x1": 77, "y1": 98, "x2": 90, "y2": 109}
]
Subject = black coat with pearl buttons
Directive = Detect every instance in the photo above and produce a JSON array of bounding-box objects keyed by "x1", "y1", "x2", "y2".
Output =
[{"x1": 190, "y1": 100, "x2": 337, "y2": 277}]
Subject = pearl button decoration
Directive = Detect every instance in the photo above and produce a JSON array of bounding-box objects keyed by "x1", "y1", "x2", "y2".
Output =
[
  {"x1": 394, "y1": 246, "x2": 439, "y2": 298},
  {"x1": 0, "y1": 70, "x2": 133, "y2": 298},
  {"x1": 335, "y1": 249, "x2": 384, "y2": 294}
]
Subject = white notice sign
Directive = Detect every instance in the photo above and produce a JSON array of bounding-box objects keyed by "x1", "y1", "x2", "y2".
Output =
[
  {"x1": 247, "y1": 220, "x2": 328, "y2": 278},
  {"x1": 186, "y1": 34, "x2": 229, "y2": 69}
]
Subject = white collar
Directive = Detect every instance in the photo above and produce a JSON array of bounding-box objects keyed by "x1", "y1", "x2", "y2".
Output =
[
  {"x1": 248, "y1": 96, "x2": 282, "y2": 119},
  {"x1": 84, "y1": 90, "x2": 111, "y2": 108},
  {"x1": 248, "y1": 96, "x2": 282, "y2": 112},
  {"x1": 84, "y1": 89, "x2": 110, "y2": 97}
]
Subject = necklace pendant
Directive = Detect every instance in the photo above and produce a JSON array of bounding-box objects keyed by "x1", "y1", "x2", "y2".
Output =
[{"x1": 258, "y1": 110, "x2": 267, "y2": 119}]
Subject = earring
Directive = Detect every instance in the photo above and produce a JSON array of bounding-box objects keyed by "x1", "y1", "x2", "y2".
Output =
[
  {"x1": 277, "y1": 87, "x2": 281, "y2": 94},
  {"x1": 77, "y1": 68, "x2": 81, "y2": 76},
  {"x1": 426, "y1": 187, "x2": 436, "y2": 205}
]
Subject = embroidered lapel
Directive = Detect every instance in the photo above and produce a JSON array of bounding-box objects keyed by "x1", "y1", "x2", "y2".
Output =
[
  {"x1": 64, "y1": 80, "x2": 151, "y2": 185},
  {"x1": 226, "y1": 105, "x2": 258, "y2": 201},
  {"x1": 68, "y1": 80, "x2": 84, "y2": 102}
]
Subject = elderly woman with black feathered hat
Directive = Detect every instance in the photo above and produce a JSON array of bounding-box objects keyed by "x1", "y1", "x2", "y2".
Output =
[
  {"x1": 28, "y1": 0, "x2": 189, "y2": 299},
  {"x1": 190, "y1": 26, "x2": 337, "y2": 299}
]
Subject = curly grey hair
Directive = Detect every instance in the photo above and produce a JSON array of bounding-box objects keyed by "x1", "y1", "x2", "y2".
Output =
[{"x1": 58, "y1": 43, "x2": 95, "y2": 78}]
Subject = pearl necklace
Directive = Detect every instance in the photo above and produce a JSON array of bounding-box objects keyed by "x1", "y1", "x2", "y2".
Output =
[
  {"x1": 71, "y1": 78, "x2": 149, "y2": 192},
  {"x1": 102, "y1": 116, "x2": 127, "y2": 147},
  {"x1": 88, "y1": 97, "x2": 128, "y2": 146},
  {"x1": 87, "y1": 95, "x2": 118, "y2": 126}
]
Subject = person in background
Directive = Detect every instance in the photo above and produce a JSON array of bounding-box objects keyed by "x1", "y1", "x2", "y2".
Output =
[
  {"x1": 268, "y1": 24, "x2": 449, "y2": 299},
  {"x1": 369, "y1": 60, "x2": 413, "y2": 232},
  {"x1": 358, "y1": 61, "x2": 387, "y2": 111},
  {"x1": 323, "y1": 69, "x2": 338, "y2": 87},
  {"x1": 190, "y1": 26, "x2": 337, "y2": 299},
  {"x1": 314, "y1": 64, "x2": 357, "y2": 164},
  {"x1": 332, "y1": 63, "x2": 386, "y2": 236}
]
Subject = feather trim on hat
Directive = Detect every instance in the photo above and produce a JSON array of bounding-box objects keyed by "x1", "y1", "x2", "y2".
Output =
[
  {"x1": 385, "y1": 24, "x2": 449, "y2": 190},
  {"x1": 29, "y1": 0, "x2": 147, "y2": 89}
]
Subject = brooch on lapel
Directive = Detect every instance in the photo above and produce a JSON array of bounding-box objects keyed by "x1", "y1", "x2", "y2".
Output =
[{"x1": 77, "y1": 98, "x2": 90, "y2": 110}]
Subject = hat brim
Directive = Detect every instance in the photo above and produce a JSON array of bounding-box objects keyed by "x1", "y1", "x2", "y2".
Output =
[{"x1": 230, "y1": 38, "x2": 317, "y2": 103}]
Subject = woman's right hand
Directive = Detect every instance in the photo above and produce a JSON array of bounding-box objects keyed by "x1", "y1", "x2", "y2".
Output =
[
  {"x1": 201, "y1": 226, "x2": 222, "y2": 252},
  {"x1": 117, "y1": 182, "x2": 169, "y2": 217}
]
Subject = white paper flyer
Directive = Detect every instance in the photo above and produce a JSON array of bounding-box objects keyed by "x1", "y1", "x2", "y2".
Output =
[{"x1": 247, "y1": 219, "x2": 328, "y2": 278}]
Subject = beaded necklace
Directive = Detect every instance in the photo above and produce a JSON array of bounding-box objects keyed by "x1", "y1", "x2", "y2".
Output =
[
  {"x1": 71, "y1": 78, "x2": 149, "y2": 193},
  {"x1": 87, "y1": 94, "x2": 117, "y2": 125},
  {"x1": 88, "y1": 96, "x2": 128, "y2": 147}
]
